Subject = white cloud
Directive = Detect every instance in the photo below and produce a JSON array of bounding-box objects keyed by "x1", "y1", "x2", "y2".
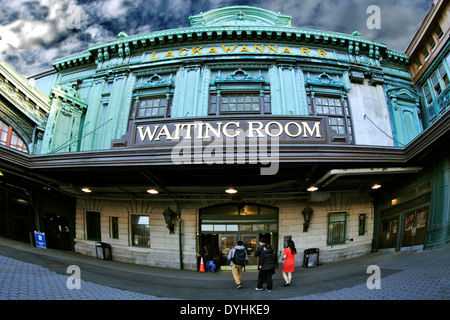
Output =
[{"x1": 260, "y1": 0, "x2": 432, "y2": 50}]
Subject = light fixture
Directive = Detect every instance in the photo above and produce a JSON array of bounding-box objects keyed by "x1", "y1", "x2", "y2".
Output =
[
  {"x1": 81, "y1": 187, "x2": 92, "y2": 193},
  {"x1": 225, "y1": 187, "x2": 238, "y2": 194},
  {"x1": 372, "y1": 184, "x2": 382, "y2": 190},
  {"x1": 302, "y1": 205, "x2": 314, "y2": 232},
  {"x1": 0, "y1": 171, "x2": 3, "y2": 176},
  {"x1": 307, "y1": 186, "x2": 318, "y2": 192},
  {"x1": 147, "y1": 188, "x2": 159, "y2": 194}
]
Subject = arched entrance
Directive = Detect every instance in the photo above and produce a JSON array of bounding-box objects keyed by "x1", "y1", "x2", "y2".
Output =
[{"x1": 199, "y1": 203, "x2": 278, "y2": 270}]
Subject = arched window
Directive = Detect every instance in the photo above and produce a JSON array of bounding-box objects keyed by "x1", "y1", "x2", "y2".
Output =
[{"x1": 0, "y1": 120, "x2": 29, "y2": 154}]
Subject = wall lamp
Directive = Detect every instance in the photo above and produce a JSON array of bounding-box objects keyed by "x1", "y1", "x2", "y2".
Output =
[
  {"x1": 163, "y1": 207, "x2": 176, "y2": 234},
  {"x1": 302, "y1": 205, "x2": 314, "y2": 232}
]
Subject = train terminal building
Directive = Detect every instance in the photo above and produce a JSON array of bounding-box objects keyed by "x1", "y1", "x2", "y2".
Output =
[{"x1": 0, "y1": 4, "x2": 449, "y2": 270}]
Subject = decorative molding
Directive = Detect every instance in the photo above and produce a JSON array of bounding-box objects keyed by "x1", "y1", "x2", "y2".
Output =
[
  {"x1": 188, "y1": 6, "x2": 292, "y2": 27},
  {"x1": 214, "y1": 68, "x2": 265, "y2": 84}
]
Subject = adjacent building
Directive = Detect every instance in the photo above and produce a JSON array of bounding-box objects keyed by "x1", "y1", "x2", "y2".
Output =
[
  {"x1": 375, "y1": 0, "x2": 449, "y2": 252},
  {"x1": 0, "y1": 4, "x2": 448, "y2": 270}
]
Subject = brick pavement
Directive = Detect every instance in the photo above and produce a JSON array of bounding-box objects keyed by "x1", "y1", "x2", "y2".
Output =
[
  {"x1": 0, "y1": 243, "x2": 448, "y2": 300},
  {"x1": 287, "y1": 246, "x2": 450, "y2": 300},
  {"x1": 0, "y1": 255, "x2": 170, "y2": 300}
]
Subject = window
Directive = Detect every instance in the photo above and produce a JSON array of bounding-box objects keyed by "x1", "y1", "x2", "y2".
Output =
[
  {"x1": 431, "y1": 72, "x2": 442, "y2": 96},
  {"x1": 422, "y1": 83, "x2": 433, "y2": 105},
  {"x1": 209, "y1": 68, "x2": 271, "y2": 116},
  {"x1": 110, "y1": 217, "x2": 119, "y2": 239},
  {"x1": 209, "y1": 91, "x2": 271, "y2": 115},
  {"x1": 428, "y1": 37, "x2": 436, "y2": 53},
  {"x1": 131, "y1": 215, "x2": 150, "y2": 247},
  {"x1": 305, "y1": 72, "x2": 353, "y2": 144},
  {"x1": 308, "y1": 95, "x2": 353, "y2": 143},
  {"x1": 327, "y1": 212, "x2": 347, "y2": 245},
  {"x1": 435, "y1": 24, "x2": 444, "y2": 40},
  {"x1": 422, "y1": 47, "x2": 430, "y2": 61},
  {"x1": 136, "y1": 96, "x2": 170, "y2": 118},
  {"x1": 438, "y1": 63, "x2": 449, "y2": 88},
  {"x1": 415, "y1": 57, "x2": 423, "y2": 71},
  {"x1": 0, "y1": 120, "x2": 29, "y2": 154},
  {"x1": 86, "y1": 211, "x2": 101, "y2": 241},
  {"x1": 430, "y1": 63, "x2": 449, "y2": 97},
  {"x1": 132, "y1": 73, "x2": 174, "y2": 119},
  {"x1": 422, "y1": 62, "x2": 449, "y2": 111},
  {"x1": 418, "y1": 25, "x2": 445, "y2": 67}
]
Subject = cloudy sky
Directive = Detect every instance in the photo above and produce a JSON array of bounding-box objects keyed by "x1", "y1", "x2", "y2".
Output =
[{"x1": 0, "y1": 0, "x2": 434, "y2": 77}]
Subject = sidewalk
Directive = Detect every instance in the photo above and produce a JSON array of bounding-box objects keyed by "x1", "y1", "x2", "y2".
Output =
[{"x1": 0, "y1": 237, "x2": 448, "y2": 300}]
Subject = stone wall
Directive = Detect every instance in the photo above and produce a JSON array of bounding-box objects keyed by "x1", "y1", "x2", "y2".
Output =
[{"x1": 74, "y1": 191, "x2": 374, "y2": 270}]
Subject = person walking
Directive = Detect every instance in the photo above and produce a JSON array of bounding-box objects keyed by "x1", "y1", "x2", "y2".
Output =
[
  {"x1": 282, "y1": 240, "x2": 297, "y2": 286},
  {"x1": 227, "y1": 240, "x2": 248, "y2": 289},
  {"x1": 255, "y1": 244, "x2": 277, "y2": 292},
  {"x1": 254, "y1": 237, "x2": 266, "y2": 260}
]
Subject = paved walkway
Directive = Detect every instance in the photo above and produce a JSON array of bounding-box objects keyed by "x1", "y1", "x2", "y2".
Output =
[
  {"x1": 0, "y1": 254, "x2": 163, "y2": 300},
  {"x1": 0, "y1": 237, "x2": 448, "y2": 301}
]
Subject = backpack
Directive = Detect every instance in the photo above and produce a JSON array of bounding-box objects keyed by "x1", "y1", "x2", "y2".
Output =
[{"x1": 232, "y1": 248, "x2": 247, "y2": 266}]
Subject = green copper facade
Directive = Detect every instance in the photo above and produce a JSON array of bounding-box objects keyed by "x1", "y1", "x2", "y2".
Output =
[{"x1": 31, "y1": 6, "x2": 420, "y2": 154}]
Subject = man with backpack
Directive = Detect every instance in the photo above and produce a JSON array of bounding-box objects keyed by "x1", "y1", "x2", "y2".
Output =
[{"x1": 227, "y1": 240, "x2": 248, "y2": 289}]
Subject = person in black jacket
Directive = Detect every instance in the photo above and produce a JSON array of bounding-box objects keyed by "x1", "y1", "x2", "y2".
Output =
[
  {"x1": 255, "y1": 244, "x2": 277, "y2": 292},
  {"x1": 254, "y1": 238, "x2": 266, "y2": 260}
]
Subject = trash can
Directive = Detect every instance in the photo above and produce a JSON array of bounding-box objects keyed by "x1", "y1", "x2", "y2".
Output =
[
  {"x1": 303, "y1": 248, "x2": 319, "y2": 268},
  {"x1": 95, "y1": 242, "x2": 112, "y2": 260}
]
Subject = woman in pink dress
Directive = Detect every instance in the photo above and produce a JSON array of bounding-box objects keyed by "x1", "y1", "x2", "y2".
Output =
[{"x1": 282, "y1": 240, "x2": 297, "y2": 286}]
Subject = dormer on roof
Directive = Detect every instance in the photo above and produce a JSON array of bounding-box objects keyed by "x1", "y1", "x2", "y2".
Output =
[{"x1": 189, "y1": 6, "x2": 292, "y2": 27}]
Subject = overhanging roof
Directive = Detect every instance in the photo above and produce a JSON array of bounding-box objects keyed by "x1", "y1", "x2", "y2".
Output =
[{"x1": 0, "y1": 109, "x2": 448, "y2": 201}]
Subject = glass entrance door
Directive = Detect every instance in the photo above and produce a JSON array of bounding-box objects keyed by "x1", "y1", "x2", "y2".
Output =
[
  {"x1": 200, "y1": 203, "x2": 279, "y2": 270},
  {"x1": 219, "y1": 234, "x2": 236, "y2": 257},
  {"x1": 241, "y1": 234, "x2": 258, "y2": 266}
]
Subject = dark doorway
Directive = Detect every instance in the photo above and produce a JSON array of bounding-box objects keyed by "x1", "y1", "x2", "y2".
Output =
[
  {"x1": 42, "y1": 214, "x2": 71, "y2": 251},
  {"x1": 379, "y1": 216, "x2": 399, "y2": 250},
  {"x1": 199, "y1": 234, "x2": 224, "y2": 268},
  {"x1": 400, "y1": 205, "x2": 429, "y2": 249},
  {"x1": 8, "y1": 199, "x2": 34, "y2": 243}
]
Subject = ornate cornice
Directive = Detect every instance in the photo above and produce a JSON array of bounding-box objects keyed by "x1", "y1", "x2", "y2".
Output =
[
  {"x1": 52, "y1": 6, "x2": 409, "y2": 72},
  {"x1": 0, "y1": 59, "x2": 50, "y2": 127}
]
